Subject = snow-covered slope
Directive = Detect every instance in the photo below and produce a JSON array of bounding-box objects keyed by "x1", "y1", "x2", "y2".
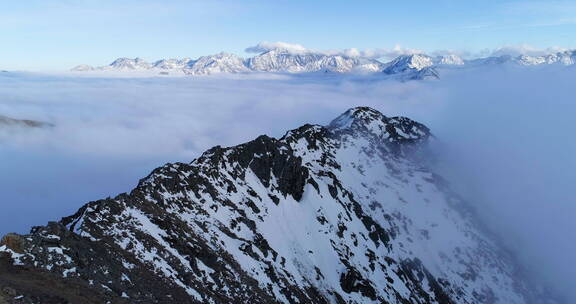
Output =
[
  {"x1": 183, "y1": 52, "x2": 250, "y2": 75},
  {"x1": 246, "y1": 49, "x2": 383, "y2": 73},
  {"x1": 0, "y1": 107, "x2": 553, "y2": 303},
  {"x1": 383, "y1": 54, "x2": 434, "y2": 72},
  {"x1": 382, "y1": 54, "x2": 439, "y2": 80}
]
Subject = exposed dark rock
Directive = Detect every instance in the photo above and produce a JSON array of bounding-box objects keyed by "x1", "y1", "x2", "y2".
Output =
[
  {"x1": 340, "y1": 267, "x2": 377, "y2": 300},
  {"x1": 0, "y1": 115, "x2": 52, "y2": 128}
]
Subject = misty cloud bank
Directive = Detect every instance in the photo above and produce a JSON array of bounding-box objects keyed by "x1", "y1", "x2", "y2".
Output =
[{"x1": 0, "y1": 67, "x2": 574, "y2": 302}]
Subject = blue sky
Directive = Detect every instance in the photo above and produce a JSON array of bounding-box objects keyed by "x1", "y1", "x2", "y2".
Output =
[{"x1": 1, "y1": 0, "x2": 576, "y2": 70}]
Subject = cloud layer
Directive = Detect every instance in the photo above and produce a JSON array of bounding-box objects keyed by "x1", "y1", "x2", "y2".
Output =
[{"x1": 1, "y1": 67, "x2": 575, "y2": 302}]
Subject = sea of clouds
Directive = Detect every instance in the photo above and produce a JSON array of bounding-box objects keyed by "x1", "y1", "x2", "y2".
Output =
[{"x1": 0, "y1": 66, "x2": 574, "y2": 302}]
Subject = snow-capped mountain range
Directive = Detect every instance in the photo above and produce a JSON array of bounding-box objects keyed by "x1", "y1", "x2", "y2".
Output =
[
  {"x1": 0, "y1": 107, "x2": 556, "y2": 303},
  {"x1": 71, "y1": 47, "x2": 576, "y2": 80},
  {"x1": 72, "y1": 50, "x2": 386, "y2": 76}
]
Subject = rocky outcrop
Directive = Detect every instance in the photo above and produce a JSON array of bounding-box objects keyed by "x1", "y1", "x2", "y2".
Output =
[
  {"x1": 0, "y1": 235, "x2": 24, "y2": 254},
  {"x1": 0, "y1": 250, "x2": 117, "y2": 304}
]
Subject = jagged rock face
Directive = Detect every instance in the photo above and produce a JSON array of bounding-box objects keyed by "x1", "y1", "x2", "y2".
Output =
[
  {"x1": 105, "y1": 58, "x2": 153, "y2": 70},
  {"x1": 1, "y1": 107, "x2": 549, "y2": 303}
]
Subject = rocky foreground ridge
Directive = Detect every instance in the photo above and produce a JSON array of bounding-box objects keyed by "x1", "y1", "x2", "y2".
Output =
[{"x1": 0, "y1": 107, "x2": 555, "y2": 304}]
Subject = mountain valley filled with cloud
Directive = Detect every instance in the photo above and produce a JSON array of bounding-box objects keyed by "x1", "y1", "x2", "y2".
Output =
[{"x1": 1, "y1": 1, "x2": 575, "y2": 303}]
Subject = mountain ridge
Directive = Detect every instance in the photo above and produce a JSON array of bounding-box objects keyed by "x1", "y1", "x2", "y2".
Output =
[
  {"x1": 0, "y1": 107, "x2": 557, "y2": 303},
  {"x1": 71, "y1": 48, "x2": 576, "y2": 79}
]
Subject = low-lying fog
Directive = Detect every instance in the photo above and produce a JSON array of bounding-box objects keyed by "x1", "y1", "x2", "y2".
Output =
[{"x1": 1, "y1": 67, "x2": 574, "y2": 302}]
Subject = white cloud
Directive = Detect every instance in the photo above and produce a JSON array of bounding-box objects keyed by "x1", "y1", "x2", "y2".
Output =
[
  {"x1": 1, "y1": 65, "x2": 575, "y2": 302},
  {"x1": 245, "y1": 41, "x2": 423, "y2": 60},
  {"x1": 489, "y1": 44, "x2": 570, "y2": 57},
  {"x1": 334, "y1": 45, "x2": 423, "y2": 59},
  {"x1": 245, "y1": 41, "x2": 309, "y2": 54}
]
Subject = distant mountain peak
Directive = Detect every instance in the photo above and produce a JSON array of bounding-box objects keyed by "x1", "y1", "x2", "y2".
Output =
[
  {"x1": 383, "y1": 54, "x2": 434, "y2": 73},
  {"x1": 329, "y1": 106, "x2": 431, "y2": 154},
  {"x1": 381, "y1": 54, "x2": 439, "y2": 80},
  {"x1": 107, "y1": 57, "x2": 152, "y2": 70},
  {"x1": 71, "y1": 64, "x2": 95, "y2": 72}
]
